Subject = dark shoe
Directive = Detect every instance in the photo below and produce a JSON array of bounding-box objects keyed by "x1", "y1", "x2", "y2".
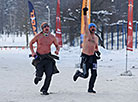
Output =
[
  {"x1": 40, "y1": 88, "x2": 49, "y2": 95},
  {"x1": 40, "y1": 88, "x2": 47, "y2": 93},
  {"x1": 88, "y1": 89, "x2": 96, "y2": 93},
  {"x1": 40, "y1": 88, "x2": 44, "y2": 92},
  {"x1": 34, "y1": 77, "x2": 41, "y2": 85},
  {"x1": 73, "y1": 70, "x2": 80, "y2": 81},
  {"x1": 41, "y1": 91, "x2": 49, "y2": 95}
]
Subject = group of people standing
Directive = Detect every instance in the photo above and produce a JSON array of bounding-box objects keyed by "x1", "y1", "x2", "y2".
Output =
[{"x1": 29, "y1": 7, "x2": 101, "y2": 95}]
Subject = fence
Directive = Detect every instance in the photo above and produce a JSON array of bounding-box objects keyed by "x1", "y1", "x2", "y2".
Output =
[{"x1": 104, "y1": 22, "x2": 138, "y2": 50}]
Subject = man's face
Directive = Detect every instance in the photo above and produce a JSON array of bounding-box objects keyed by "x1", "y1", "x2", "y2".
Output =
[
  {"x1": 89, "y1": 26, "x2": 96, "y2": 33},
  {"x1": 43, "y1": 26, "x2": 50, "y2": 33}
]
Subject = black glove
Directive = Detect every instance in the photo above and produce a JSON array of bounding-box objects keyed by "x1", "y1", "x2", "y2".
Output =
[
  {"x1": 95, "y1": 51, "x2": 101, "y2": 56},
  {"x1": 94, "y1": 51, "x2": 101, "y2": 60},
  {"x1": 83, "y1": 7, "x2": 88, "y2": 15}
]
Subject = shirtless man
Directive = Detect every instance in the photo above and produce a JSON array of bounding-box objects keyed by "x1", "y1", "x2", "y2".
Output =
[
  {"x1": 73, "y1": 7, "x2": 101, "y2": 93},
  {"x1": 30, "y1": 22, "x2": 60, "y2": 95}
]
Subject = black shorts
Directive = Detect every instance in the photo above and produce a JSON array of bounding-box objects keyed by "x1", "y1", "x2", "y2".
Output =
[{"x1": 81, "y1": 53, "x2": 97, "y2": 70}]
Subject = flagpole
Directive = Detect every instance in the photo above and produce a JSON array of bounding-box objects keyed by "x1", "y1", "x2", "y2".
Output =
[
  {"x1": 28, "y1": 1, "x2": 37, "y2": 35},
  {"x1": 56, "y1": 0, "x2": 62, "y2": 47},
  {"x1": 46, "y1": 6, "x2": 50, "y2": 26},
  {"x1": 126, "y1": 47, "x2": 128, "y2": 73},
  {"x1": 121, "y1": 0, "x2": 133, "y2": 76}
]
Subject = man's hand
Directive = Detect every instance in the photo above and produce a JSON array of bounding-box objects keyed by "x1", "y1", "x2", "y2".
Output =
[
  {"x1": 55, "y1": 50, "x2": 59, "y2": 55},
  {"x1": 94, "y1": 51, "x2": 101, "y2": 60},
  {"x1": 95, "y1": 51, "x2": 101, "y2": 56},
  {"x1": 32, "y1": 52, "x2": 37, "y2": 57},
  {"x1": 83, "y1": 7, "x2": 88, "y2": 15}
]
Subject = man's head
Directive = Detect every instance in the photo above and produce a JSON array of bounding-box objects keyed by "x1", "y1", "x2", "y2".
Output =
[
  {"x1": 41, "y1": 22, "x2": 50, "y2": 33},
  {"x1": 88, "y1": 23, "x2": 96, "y2": 34}
]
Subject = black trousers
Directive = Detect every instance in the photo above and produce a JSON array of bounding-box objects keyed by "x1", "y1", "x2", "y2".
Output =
[
  {"x1": 79, "y1": 53, "x2": 97, "y2": 90},
  {"x1": 36, "y1": 59, "x2": 54, "y2": 92}
]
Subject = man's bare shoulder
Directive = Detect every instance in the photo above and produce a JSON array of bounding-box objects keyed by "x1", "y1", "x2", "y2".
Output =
[
  {"x1": 84, "y1": 32, "x2": 91, "y2": 38},
  {"x1": 49, "y1": 34, "x2": 56, "y2": 39},
  {"x1": 34, "y1": 32, "x2": 42, "y2": 38},
  {"x1": 94, "y1": 34, "x2": 98, "y2": 39},
  {"x1": 49, "y1": 33, "x2": 55, "y2": 37}
]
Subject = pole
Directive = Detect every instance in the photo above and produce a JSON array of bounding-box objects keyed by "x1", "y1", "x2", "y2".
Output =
[
  {"x1": 111, "y1": 26, "x2": 113, "y2": 49},
  {"x1": 48, "y1": 7, "x2": 50, "y2": 26},
  {"x1": 122, "y1": 22, "x2": 124, "y2": 49},
  {"x1": 117, "y1": 24, "x2": 119, "y2": 50},
  {"x1": 135, "y1": 22, "x2": 137, "y2": 48},
  {"x1": 106, "y1": 26, "x2": 108, "y2": 49},
  {"x1": 125, "y1": 24, "x2": 127, "y2": 46},
  {"x1": 126, "y1": 48, "x2": 128, "y2": 72},
  {"x1": 46, "y1": 6, "x2": 50, "y2": 26}
]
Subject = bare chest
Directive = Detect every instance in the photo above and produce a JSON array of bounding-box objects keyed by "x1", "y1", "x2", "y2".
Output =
[
  {"x1": 85, "y1": 35, "x2": 96, "y2": 44},
  {"x1": 37, "y1": 35, "x2": 53, "y2": 46}
]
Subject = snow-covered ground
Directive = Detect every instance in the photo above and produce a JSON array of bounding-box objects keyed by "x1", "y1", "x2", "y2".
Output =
[{"x1": 0, "y1": 34, "x2": 138, "y2": 102}]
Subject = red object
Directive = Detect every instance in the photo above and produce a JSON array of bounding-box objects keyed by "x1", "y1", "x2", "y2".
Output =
[
  {"x1": 127, "y1": 0, "x2": 133, "y2": 51},
  {"x1": 22, "y1": 47, "x2": 25, "y2": 49},
  {"x1": 56, "y1": 0, "x2": 62, "y2": 47}
]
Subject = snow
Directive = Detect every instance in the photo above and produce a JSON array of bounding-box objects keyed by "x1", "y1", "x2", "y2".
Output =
[
  {"x1": 93, "y1": 10, "x2": 112, "y2": 15},
  {"x1": 0, "y1": 35, "x2": 138, "y2": 102},
  {"x1": 111, "y1": 0, "x2": 114, "y2": 2}
]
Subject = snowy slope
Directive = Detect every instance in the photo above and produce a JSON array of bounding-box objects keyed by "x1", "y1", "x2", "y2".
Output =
[{"x1": 0, "y1": 35, "x2": 138, "y2": 102}]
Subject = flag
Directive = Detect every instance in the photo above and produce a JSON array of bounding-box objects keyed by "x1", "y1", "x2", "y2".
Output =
[
  {"x1": 28, "y1": 1, "x2": 37, "y2": 35},
  {"x1": 80, "y1": 0, "x2": 91, "y2": 48},
  {"x1": 127, "y1": 0, "x2": 133, "y2": 51},
  {"x1": 56, "y1": 0, "x2": 62, "y2": 47}
]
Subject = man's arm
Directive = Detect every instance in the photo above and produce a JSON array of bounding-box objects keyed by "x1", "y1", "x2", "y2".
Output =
[
  {"x1": 29, "y1": 35, "x2": 37, "y2": 56},
  {"x1": 95, "y1": 36, "x2": 99, "y2": 51},
  {"x1": 53, "y1": 37, "x2": 60, "y2": 55},
  {"x1": 83, "y1": 7, "x2": 89, "y2": 36},
  {"x1": 95, "y1": 36, "x2": 101, "y2": 59}
]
